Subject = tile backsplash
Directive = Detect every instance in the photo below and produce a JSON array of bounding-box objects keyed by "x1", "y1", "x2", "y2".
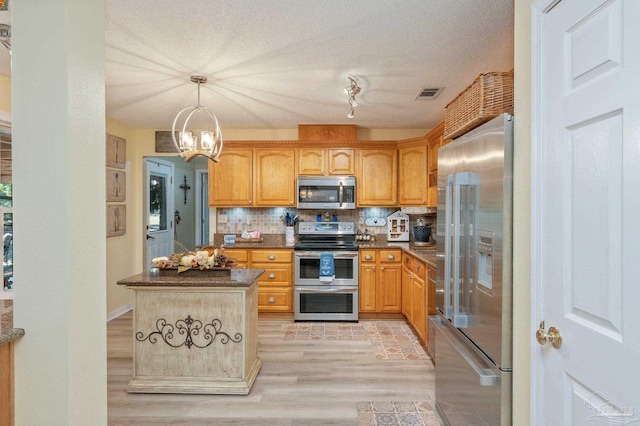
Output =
[{"x1": 215, "y1": 208, "x2": 435, "y2": 240}]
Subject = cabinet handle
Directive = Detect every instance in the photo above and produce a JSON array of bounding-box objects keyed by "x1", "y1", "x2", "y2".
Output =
[
  {"x1": 268, "y1": 273, "x2": 276, "y2": 279},
  {"x1": 268, "y1": 255, "x2": 276, "y2": 260},
  {"x1": 365, "y1": 255, "x2": 373, "y2": 261},
  {"x1": 387, "y1": 254, "x2": 395, "y2": 260},
  {"x1": 268, "y1": 297, "x2": 276, "y2": 303},
  {"x1": 415, "y1": 264, "x2": 421, "y2": 271},
  {"x1": 381, "y1": 266, "x2": 385, "y2": 270}
]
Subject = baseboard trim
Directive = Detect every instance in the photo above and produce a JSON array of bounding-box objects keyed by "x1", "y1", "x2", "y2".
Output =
[{"x1": 107, "y1": 303, "x2": 133, "y2": 322}]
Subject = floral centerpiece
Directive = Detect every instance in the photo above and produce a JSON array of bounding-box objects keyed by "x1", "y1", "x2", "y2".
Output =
[{"x1": 152, "y1": 244, "x2": 236, "y2": 274}]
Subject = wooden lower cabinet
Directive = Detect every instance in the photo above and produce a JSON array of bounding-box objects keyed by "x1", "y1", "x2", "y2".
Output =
[
  {"x1": 250, "y1": 249, "x2": 293, "y2": 312},
  {"x1": 225, "y1": 248, "x2": 293, "y2": 312},
  {"x1": 402, "y1": 253, "x2": 427, "y2": 343},
  {"x1": 0, "y1": 342, "x2": 14, "y2": 426},
  {"x1": 358, "y1": 249, "x2": 402, "y2": 313}
]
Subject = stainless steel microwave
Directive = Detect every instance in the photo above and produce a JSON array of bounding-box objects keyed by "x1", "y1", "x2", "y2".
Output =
[{"x1": 296, "y1": 176, "x2": 356, "y2": 209}]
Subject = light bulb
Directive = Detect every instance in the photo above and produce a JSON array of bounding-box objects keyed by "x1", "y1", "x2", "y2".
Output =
[{"x1": 201, "y1": 131, "x2": 214, "y2": 150}]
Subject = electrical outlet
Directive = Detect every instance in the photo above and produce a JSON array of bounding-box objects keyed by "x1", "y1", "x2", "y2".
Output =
[
  {"x1": 218, "y1": 214, "x2": 227, "y2": 224},
  {"x1": 246, "y1": 215, "x2": 252, "y2": 225}
]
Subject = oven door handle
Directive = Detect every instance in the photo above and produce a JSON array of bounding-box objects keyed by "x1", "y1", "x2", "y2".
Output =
[
  {"x1": 296, "y1": 287, "x2": 359, "y2": 293},
  {"x1": 294, "y1": 252, "x2": 359, "y2": 258}
]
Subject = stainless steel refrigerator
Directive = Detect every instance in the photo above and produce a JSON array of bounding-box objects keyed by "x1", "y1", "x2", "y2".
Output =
[{"x1": 433, "y1": 113, "x2": 513, "y2": 425}]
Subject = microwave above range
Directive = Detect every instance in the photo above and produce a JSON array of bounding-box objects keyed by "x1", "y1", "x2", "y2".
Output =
[{"x1": 297, "y1": 176, "x2": 356, "y2": 209}]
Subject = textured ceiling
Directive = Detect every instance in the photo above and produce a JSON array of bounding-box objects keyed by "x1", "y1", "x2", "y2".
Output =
[{"x1": 0, "y1": 0, "x2": 514, "y2": 130}]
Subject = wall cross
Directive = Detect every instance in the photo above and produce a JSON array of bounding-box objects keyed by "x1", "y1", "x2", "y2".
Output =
[{"x1": 179, "y1": 175, "x2": 191, "y2": 204}]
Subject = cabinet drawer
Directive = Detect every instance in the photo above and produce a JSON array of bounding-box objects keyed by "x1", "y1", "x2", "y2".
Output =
[
  {"x1": 223, "y1": 249, "x2": 249, "y2": 263},
  {"x1": 412, "y1": 260, "x2": 426, "y2": 280},
  {"x1": 251, "y1": 249, "x2": 293, "y2": 263},
  {"x1": 258, "y1": 288, "x2": 293, "y2": 312},
  {"x1": 379, "y1": 249, "x2": 401, "y2": 263},
  {"x1": 253, "y1": 265, "x2": 292, "y2": 287},
  {"x1": 360, "y1": 249, "x2": 377, "y2": 262},
  {"x1": 427, "y1": 265, "x2": 436, "y2": 281}
]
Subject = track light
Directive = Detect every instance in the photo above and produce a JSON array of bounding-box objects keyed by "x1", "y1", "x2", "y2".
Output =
[{"x1": 345, "y1": 76, "x2": 361, "y2": 119}]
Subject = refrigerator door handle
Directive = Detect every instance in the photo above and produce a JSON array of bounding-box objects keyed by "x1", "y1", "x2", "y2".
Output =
[
  {"x1": 443, "y1": 174, "x2": 454, "y2": 319},
  {"x1": 452, "y1": 172, "x2": 479, "y2": 328},
  {"x1": 434, "y1": 318, "x2": 500, "y2": 387}
]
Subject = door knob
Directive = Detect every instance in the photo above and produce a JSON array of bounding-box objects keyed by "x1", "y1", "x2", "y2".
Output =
[
  {"x1": 146, "y1": 235, "x2": 155, "y2": 240},
  {"x1": 536, "y1": 321, "x2": 562, "y2": 348}
]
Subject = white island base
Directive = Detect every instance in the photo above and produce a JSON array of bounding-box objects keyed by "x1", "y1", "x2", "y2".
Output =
[{"x1": 118, "y1": 269, "x2": 263, "y2": 395}]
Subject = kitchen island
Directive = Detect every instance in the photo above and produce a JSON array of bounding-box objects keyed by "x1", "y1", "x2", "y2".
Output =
[{"x1": 117, "y1": 268, "x2": 264, "y2": 395}]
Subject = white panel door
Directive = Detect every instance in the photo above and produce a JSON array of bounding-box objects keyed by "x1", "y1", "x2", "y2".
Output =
[
  {"x1": 145, "y1": 159, "x2": 174, "y2": 268},
  {"x1": 533, "y1": 0, "x2": 640, "y2": 424}
]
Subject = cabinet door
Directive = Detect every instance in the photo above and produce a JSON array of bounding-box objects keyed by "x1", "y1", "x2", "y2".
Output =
[
  {"x1": 356, "y1": 149, "x2": 398, "y2": 206},
  {"x1": 377, "y1": 263, "x2": 402, "y2": 312},
  {"x1": 254, "y1": 149, "x2": 296, "y2": 206},
  {"x1": 298, "y1": 148, "x2": 325, "y2": 175},
  {"x1": 412, "y1": 276, "x2": 426, "y2": 342},
  {"x1": 359, "y1": 261, "x2": 377, "y2": 312},
  {"x1": 208, "y1": 149, "x2": 253, "y2": 206},
  {"x1": 328, "y1": 149, "x2": 355, "y2": 175},
  {"x1": 398, "y1": 146, "x2": 427, "y2": 206},
  {"x1": 402, "y1": 265, "x2": 413, "y2": 321}
]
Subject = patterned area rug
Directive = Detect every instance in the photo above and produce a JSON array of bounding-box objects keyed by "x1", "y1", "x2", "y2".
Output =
[
  {"x1": 284, "y1": 321, "x2": 429, "y2": 360},
  {"x1": 357, "y1": 401, "x2": 441, "y2": 426}
]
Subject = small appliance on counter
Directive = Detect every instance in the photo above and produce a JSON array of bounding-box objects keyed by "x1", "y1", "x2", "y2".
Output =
[
  {"x1": 413, "y1": 218, "x2": 432, "y2": 246},
  {"x1": 387, "y1": 210, "x2": 409, "y2": 242}
]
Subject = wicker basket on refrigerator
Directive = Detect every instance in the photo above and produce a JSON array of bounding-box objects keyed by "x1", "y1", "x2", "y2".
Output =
[{"x1": 444, "y1": 71, "x2": 514, "y2": 140}]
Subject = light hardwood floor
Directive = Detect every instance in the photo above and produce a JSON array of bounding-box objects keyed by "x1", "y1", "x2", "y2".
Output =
[{"x1": 108, "y1": 312, "x2": 437, "y2": 425}]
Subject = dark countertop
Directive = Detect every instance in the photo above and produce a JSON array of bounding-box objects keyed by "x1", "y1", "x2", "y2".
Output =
[
  {"x1": 351, "y1": 237, "x2": 437, "y2": 267},
  {"x1": 117, "y1": 268, "x2": 265, "y2": 287},
  {"x1": 0, "y1": 328, "x2": 25, "y2": 346},
  {"x1": 209, "y1": 234, "x2": 293, "y2": 249},
  {"x1": 209, "y1": 233, "x2": 437, "y2": 267}
]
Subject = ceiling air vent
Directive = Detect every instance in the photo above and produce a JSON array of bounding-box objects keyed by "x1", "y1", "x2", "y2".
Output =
[{"x1": 415, "y1": 87, "x2": 443, "y2": 100}]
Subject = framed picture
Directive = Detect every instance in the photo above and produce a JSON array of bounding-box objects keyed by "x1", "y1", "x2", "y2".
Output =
[
  {"x1": 106, "y1": 205, "x2": 126, "y2": 237},
  {"x1": 155, "y1": 131, "x2": 179, "y2": 153},
  {"x1": 106, "y1": 134, "x2": 126, "y2": 169},
  {"x1": 106, "y1": 169, "x2": 126, "y2": 202}
]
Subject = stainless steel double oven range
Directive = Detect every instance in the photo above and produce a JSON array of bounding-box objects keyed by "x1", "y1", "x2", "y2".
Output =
[{"x1": 294, "y1": 222, "x2": 359, "y2": 321}]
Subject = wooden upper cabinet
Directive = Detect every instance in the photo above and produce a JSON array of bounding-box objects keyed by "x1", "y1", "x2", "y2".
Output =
[
  {"x1": 298, "y1": 148, "x2": 354, "y2": 176},
  {"x1": 254, "y1": 149, "x2": 296, "y2": 206},
  {"x1": 356, "y1": 149, "x2": 398, "y2": 206},
  {"x1": 328, "y1": 149, "x2": 355, "y2": 175},
  {"x1": 426, "y1": 122, "x2": 446, "y2": 208},
  {"x1": 208, "y1": 149, "x2": 253, "y2": 206},
  {"x1": 398, "y1": 146, "x2": 427, "y2": 206},
  {"x1": 298, "y1": 148, "x2": 325, "y2": 175}
]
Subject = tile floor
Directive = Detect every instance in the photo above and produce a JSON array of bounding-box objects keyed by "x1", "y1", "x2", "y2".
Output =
[
  {"x1": 284, "y1": 320, "x2": 430, "y2": 361},
  {"x1": 357, "y1": 401, "x2": 441, "y2": 426}
]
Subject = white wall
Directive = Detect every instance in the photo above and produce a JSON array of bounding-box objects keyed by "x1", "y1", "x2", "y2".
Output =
[
  {"x1": 12, "y1": 1, "x2": 107, "y2": 424},
  {"x1": 513, "y1": 1, "x2": 534, "y2": 424}
]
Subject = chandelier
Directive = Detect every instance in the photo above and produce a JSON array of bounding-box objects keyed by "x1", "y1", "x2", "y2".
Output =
[
  {"x1": 171, "y1": 75, "x2": 223, "y2": 163},
  {"x1": 345, "y1": 76, "x2": 361, "y2": 119}
]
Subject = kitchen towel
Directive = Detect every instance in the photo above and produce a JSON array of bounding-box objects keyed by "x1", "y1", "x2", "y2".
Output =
[{"x1": 319, "y1": 253, "x2": 335, "y2": 283}]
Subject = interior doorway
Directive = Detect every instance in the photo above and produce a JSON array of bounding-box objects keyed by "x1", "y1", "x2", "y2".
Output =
[{"x1": 143, "y1": 156, "x2": 209, "y2": 268}]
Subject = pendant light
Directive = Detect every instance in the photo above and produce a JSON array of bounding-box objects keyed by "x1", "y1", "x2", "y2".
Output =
[{"x1": 171, "y1": 75, "x2": 223, "y2": 163}]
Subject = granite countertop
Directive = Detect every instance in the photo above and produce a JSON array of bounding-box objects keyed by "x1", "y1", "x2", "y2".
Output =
[
  {"x1": 209, "y1": 233, "x2": 438, "y2": 267},
  {"x1": 1, "y1": 299, "x2": 25, "y2": 345},
  {"x1": 117, "y1": 268, "x2": 265, "y2": 287},
  {"x1": 0, "y1": 328, "x2": 25, "y2": 346},
  {"x1": 209, "y1": 234, "x2": 293, "y2": 249},
  {"x1": 355, "y1": 239, "x2": 437, "y2": 267}
]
